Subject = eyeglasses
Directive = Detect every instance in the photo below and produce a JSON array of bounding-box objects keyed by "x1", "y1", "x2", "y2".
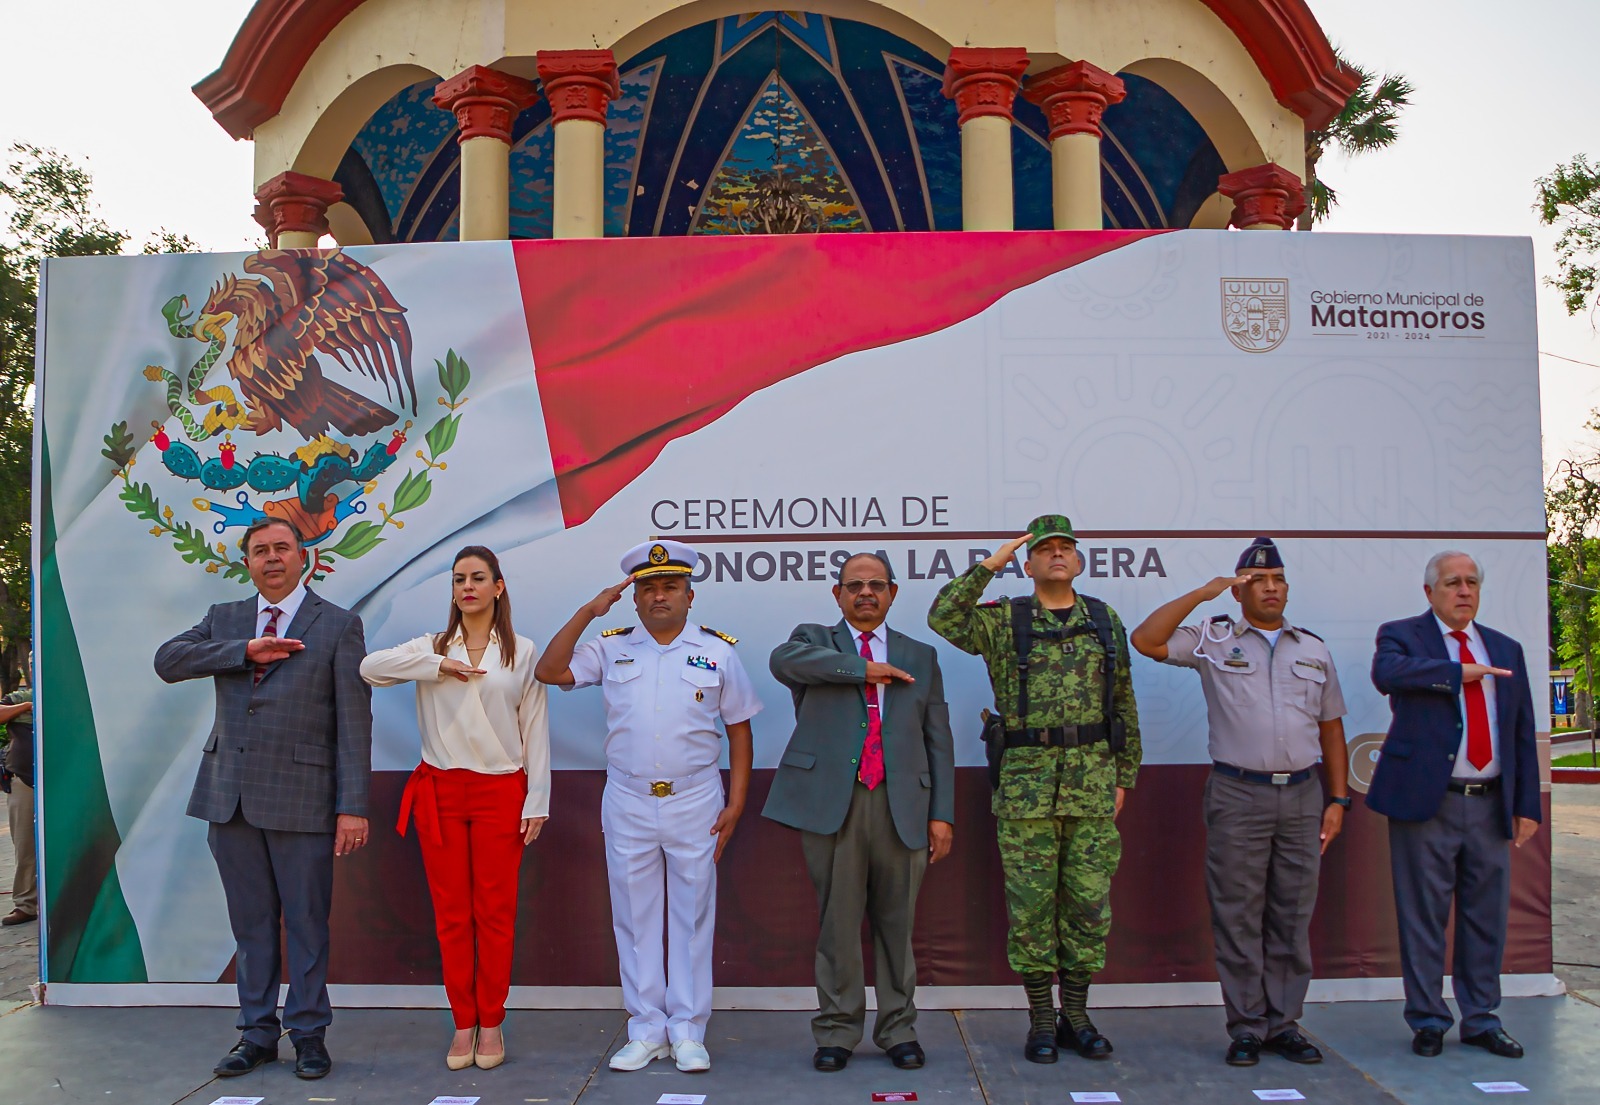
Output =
[{"x1": 841, "y1": 579, "x2": 891, "y2": 595}]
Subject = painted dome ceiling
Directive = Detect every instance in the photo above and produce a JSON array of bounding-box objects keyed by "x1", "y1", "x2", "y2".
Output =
[{"x1": 336, "y1": 11, "x2": 1226, "y2": 241}]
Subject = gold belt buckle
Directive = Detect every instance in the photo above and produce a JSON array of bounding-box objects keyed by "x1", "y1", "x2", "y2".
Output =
[{"x1": 649, "y1": 780, "x2": 674, "y2": 798}]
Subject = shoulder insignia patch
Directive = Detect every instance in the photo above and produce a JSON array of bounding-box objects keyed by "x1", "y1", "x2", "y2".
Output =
[
  {"x1": 1296, "y1": 626, "x2": 1324, "y2": 642},
  {"x1": 701, "y1": 626, "x2": 738, "y2": 645},
  {"x1": 600, "y1": 626, "x2": 633, "y2": 638}
]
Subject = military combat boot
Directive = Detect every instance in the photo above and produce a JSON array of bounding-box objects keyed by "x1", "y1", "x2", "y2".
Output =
[
  {"x1": 1058, "y1": 975, "x2": 1113, "y2": 1059},
  {"x1": 1022, "y1": 973, "x2": 1058, "y2": 1063}
]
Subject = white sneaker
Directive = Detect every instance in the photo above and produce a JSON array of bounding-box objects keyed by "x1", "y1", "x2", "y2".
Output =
[
  {"x1": 609, "y1": 1039, "x2": 671, "y2": 1071},
  {"x1": 673, "y1": 1039, "x2": 711, "y2": 1072}
]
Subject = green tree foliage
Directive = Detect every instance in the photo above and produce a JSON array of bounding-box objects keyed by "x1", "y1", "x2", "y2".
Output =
[
  {"x1": 1547, "y1": 454, "x2": 1600, "y2": 730},
  {"x1": 1535, "y1": 154, "x2": 1600, "y2": 318},
  {"x1": 0, "y1": 144, "x2": 197, "y2": 690},
  {"x1": 1301, "y1": 54, "x2": 1414, "y2": 229}
]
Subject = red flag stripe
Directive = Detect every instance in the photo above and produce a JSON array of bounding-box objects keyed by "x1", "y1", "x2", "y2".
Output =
[{"x1": 514, "y1": 230, "x2": 1165, "y2": 528}]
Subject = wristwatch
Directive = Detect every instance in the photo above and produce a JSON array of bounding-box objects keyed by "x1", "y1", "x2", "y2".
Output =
[{"x1": 1328, "y1": 795, "x2": 1352, "y2": 809}]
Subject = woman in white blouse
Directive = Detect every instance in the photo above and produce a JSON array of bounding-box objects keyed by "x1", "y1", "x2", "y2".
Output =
[{"x1": 360, "y1": 545, "x2": 550, "y2": 1071}]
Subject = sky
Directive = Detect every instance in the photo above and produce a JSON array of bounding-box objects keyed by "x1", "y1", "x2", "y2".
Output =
[{"x1": 2, "y1": 0, "x2": 1597, "y2": 471}]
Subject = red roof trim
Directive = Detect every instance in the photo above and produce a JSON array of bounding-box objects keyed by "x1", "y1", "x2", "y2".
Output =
[
  {"x1": 194, "y1": 0, "x2": 367, "y2": 140},
  {"x1": 195, "y1": 0, "x2": 1359, "y2": 140},
  {"x1": 1200, "y1": 0, "x2": 1360, "y2": 129}
]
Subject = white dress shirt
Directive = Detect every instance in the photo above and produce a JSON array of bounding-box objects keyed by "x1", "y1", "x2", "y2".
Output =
[
  {"x1": 256, "y1": 582, "x2": 307, "y2": 637},
  {"x1": 360, "y1": 631, "x2": 552, "y2": 818},
  {"x1": 567, "y1": 623, "x2": 763, "y2": 780},
  {"x1": 1434, "y1": 615, "x2": 1500, "y2": 780}
]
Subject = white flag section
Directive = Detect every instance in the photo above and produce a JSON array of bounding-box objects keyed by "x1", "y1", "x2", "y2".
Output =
[{"x1": 35, "y1": 230, "x2": 1548, "y2": 997}]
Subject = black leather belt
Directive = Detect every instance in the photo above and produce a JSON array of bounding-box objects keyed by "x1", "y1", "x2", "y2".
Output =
[
  {"x1": 1212, "y1": 762, "x2": 1315, "y2": 786},
  {"x1": 1003, "y1": 723, "x2": 1109, "y2": 750},
  {"x1": 1447, "y1": 777, "x2": 1500, "y2": 796}
]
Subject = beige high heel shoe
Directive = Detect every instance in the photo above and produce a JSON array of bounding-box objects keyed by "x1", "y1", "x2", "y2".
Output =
[
  {"x1": 475, "y1": 1025, "x2": 505, "y2": 1070},
  {"x1": 446, "y1": 1028, "x2": 477, "y2": 1071}
]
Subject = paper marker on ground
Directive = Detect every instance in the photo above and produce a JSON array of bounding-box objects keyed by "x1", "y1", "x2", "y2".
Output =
[
  {"x1": 1254, "y1": 1091, "x2": 1307, "y2": 1102},
  {"x1": 1473, "y1": 1083, "x2": 1530, "y2": 1094},
  {"x1": 657, "y1": 1095, "x2": 708, "y2": 1105},
  {"x1": 207, "y1": 1097, "x2": 265, "y2": 1105},
  {"x1": 427, "y1": 1097, "x2": 481, "y2": 1105},
  {"x1": 1070, "y1": 1094, "x2": 1122, "y2": 1104},
  {"x1": 872, "y1": 1093, "x2": 919, "y2": 1102}
]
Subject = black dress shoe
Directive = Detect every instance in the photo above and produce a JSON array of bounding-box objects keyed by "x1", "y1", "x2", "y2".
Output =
[
  {"x1": 1226, "y1": 1034, "x2": 1262, "y2": 1066},
  {"x1": 887, "y1": 1041, "x2": 925, "y2": 1069},
  {"x1": 1412, "y1": 1027, "x2": 1445, "y2": 1057},
  {"x1": 1265, "y1": 1031, "x2": 1323, "y2": 1064},
  {"x1": 1025, "y1": 1028, "x2": 1059, "y2": 1064},
  {"x1": 813, "y1": 1046, "x2": 851, "y2": 1072},
  {"x1": 294, "y1": 1036, "x2": 333, "y2": 1079},
  {"x1": 1463, "y1": 1028, "x2": 1524, "y2": 1059},
  {"x1": 214, "y1": 1038, "x2": 277, "y2": 1076}
]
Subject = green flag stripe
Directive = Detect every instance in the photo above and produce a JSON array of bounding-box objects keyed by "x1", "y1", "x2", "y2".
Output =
[{"x1": 39, "y1": 429, "x2": 147, "y2": 982}]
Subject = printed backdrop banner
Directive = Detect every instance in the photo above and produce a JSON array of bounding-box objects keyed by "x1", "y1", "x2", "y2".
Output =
[{"x1": 34, "y1": 231, "x2": 1551, "y2": 999}]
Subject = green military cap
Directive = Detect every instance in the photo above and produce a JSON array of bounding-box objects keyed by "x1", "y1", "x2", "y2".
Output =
[{"x1": 1025, "y1": 514, "x2": 1076, "y2": 550}]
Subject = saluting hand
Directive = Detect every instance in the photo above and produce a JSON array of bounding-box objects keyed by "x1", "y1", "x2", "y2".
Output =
[
  {"x1": 584, "y1": 578, "x2": 632, "y2": 620},
  {"x1": 440, "y1": 657, "x2": 487, "y2": 682},
  {"x1": 1462, "y1": 663, "x2": 1512, "y2": 683},
  {"x1": 1200, "y1": 573, "x2": 1256, "y2": 600},
  {"x1": 246, "y1": 636, "x2": 303, "y2": 664},
  {"x1": 865, "y1": 661, "x2": 915, "y2": 684},
  {"x1": 981, "y1": 534, "x2": 1031, "y2": 573}
]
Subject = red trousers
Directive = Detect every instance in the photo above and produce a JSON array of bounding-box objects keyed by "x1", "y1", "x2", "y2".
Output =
[{"x1": 399, "y1": 764, "x2": 527, "y2": 1029}]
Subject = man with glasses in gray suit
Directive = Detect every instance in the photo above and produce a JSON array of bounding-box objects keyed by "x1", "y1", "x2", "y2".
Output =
[
  {"x1": 156, "y1": 518, "x2": 372, "y2": 1081},
  {"x1": 764, "y1": 552, "x2": 955, "y2": 1073}
]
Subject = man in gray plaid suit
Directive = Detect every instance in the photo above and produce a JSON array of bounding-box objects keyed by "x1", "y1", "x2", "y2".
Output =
[{"x1": 156, "y1": 518, "x2": 372, "y2": 1080}]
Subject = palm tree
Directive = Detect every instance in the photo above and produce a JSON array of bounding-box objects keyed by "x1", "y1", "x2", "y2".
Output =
[{"x1": 1300, "y1": 55, "x2": 1413, "y2": 230}]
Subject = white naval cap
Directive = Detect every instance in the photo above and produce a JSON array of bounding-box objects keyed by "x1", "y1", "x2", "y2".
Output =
[{"x1": 621, "y1": 539, "x2": 700, "y2": 581}]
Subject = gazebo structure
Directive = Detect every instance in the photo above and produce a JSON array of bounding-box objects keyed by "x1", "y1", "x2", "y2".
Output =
[{"x1": 197, "y1": 1, "x2": 1357, "y2": 245}]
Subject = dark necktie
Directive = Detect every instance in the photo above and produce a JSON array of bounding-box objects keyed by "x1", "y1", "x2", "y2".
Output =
[
  {"x1": 254, "y1": 606, "x2": 282, "y2": 685},
  {"x1": 858, "y1": 632, "x2": 885, "y2": 790},
  {"x1": 1450, "y1": 630, "x2": 1493, "y2": 771}
]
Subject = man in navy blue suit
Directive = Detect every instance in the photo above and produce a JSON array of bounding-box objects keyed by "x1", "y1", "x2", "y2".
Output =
[{"x1": 1368, "y1": 550, "x2": 1541, "y2": 1060}]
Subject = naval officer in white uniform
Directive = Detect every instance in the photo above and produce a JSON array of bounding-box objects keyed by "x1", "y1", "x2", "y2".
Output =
[{"x1": 536, "y1": 539, "x2": 760, "y2": 1073}]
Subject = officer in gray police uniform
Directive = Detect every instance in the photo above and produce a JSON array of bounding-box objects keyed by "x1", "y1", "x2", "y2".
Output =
[
  {"x1": 536, "y1": 539, "x2": 761, "y2": 1075},
  {"x1": 1130, "y1": 537, "x2": 1349, "y2": 1068}
]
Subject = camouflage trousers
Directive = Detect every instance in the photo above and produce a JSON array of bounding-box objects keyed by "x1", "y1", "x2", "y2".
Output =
[{"x1": 995, "y1": 815, "x2": 1121, "y2": 977}]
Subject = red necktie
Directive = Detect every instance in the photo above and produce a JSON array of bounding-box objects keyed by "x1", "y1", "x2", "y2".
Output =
[
  {"x1": 1450, "y1": 630, "x2": 1493, "y2": 770},
  {"x1": 858, "y1": 632, "x2": 885, "y2": 790},
  {"x1": 254, "y1": 606, "x2": 282, "y2": 685}
]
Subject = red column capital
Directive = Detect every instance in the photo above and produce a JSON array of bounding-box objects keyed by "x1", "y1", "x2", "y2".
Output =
[
  {"x1": 1218, "y1": 162, "x2": 1306, "y2": 229},
  {"x1": 253, "y1": 171, "x2": 343, "y2": 245},
  {"x1": 1024, "y1": 61, "x2": 1127, "y2": 141},
  {"x1": 433, "y1": 65, "x2": 540, "y2": 143},
  {"x1": 536, "y1": 49, "x2": 621, "y2": 125},
  {"x1": 942, "y1": 47, "x2": 1029, "y2": 126}
]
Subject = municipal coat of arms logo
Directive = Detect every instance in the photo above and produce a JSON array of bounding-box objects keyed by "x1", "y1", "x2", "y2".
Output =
[
  {"x1": 1221, "y1": 278, "x2": 1289, "y2": 353},
  {"x1": 100, "y1": 249, "x2": 472, "y2": 583}
]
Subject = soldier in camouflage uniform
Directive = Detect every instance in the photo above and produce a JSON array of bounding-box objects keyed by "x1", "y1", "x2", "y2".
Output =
[{"x1": 927, "y1": 515, "x2": 1141, "y2": 1063}]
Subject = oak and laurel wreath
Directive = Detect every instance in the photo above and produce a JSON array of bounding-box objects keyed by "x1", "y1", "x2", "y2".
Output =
[{"x1": 102, "y1": 350, "x2": 472, "y2": 583}]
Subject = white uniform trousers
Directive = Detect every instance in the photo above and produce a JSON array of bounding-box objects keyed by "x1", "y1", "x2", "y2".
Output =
[{"x1": 602, "y1": 766, "x2": 722, "y2": 1044}]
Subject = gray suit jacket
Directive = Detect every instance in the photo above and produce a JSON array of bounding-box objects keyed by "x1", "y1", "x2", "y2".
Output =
[
  {"x1": 763, "y1": 620, "x2": 955, "y2": 849},
  {"x1": 156, "y1": 589, "x2": 372, "y2": 834}
]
